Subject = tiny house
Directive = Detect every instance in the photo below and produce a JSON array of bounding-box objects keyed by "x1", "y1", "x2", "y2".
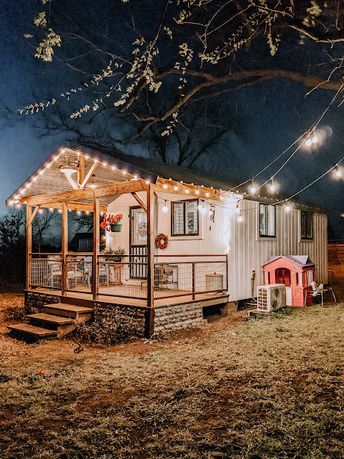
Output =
[{"x1": 6, "y1": 144, "x2": 328, "y2": 338}]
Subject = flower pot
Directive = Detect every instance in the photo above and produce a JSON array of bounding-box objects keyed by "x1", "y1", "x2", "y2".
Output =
[{"x1": 111, "y1": 223, "x2": 122, "y2": 232}]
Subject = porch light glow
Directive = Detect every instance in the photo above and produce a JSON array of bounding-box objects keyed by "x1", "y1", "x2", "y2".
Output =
[
  {"x1": 185, "y1": 189, "x2": 190, "y2": 194},
  {"x1": 173, "y1": 185, "x2": 179, "y2": 191},
  {"x1": 163, "y1": 183, "x2": 168, "y2": 189},
  {"x1": 205, "y1": 192, "x2": 210, "y2": 198},
  {"x1": 195, "y1": 189, "x2": 200, "y2": 195}
]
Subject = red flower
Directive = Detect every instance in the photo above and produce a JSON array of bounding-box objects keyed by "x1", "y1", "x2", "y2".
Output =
[{"x1": 100, "y1": 213, "x2": 123, "y2": 232}]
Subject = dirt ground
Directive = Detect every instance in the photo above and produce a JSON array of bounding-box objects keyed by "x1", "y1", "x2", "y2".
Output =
[{"x1": 0, "y1": 292, "x2": 343, "y2": 459}]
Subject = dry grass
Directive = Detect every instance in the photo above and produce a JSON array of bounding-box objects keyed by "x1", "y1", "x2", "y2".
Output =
[{"x1": 0, "y1": 294, "x2": 343, "y2": 458}]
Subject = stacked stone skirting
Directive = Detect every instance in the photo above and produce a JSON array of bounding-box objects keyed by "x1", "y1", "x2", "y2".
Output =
[
  {"x1": 25, "y1": 291, "x2": 220, "y2": 339},
  {"x1": 25, "y1": 291, "x2": 60, "y2": 314},
  {"x1": 153, "y1": 302, "x2": 205, "y2": 335}
]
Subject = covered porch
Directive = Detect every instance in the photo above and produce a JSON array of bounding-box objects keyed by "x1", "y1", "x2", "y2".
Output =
[{"x1": 8, "y1": 145, "x2": 229, "y2": 334}]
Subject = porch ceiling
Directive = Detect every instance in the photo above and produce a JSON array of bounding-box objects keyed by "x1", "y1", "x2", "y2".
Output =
[{"x1": 6, "y1": 146, "x2": 158, "y2": 207}]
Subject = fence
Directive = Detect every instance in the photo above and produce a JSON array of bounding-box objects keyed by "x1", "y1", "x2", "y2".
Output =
[{"x1": 29, "y1": 253, "x2": 228, "y2": 304}]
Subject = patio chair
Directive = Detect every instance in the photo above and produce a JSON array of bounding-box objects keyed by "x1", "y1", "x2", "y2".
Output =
[{"x1": 309, "y1": 281, "x2": 337, "y2": 306}]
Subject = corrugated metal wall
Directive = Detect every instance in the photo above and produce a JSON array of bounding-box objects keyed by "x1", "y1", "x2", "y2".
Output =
[{"x1": 229, "y1": 200, "x2": 328, "y2": 301}]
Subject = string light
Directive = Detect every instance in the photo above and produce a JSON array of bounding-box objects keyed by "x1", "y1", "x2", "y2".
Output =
[
  {"x1": 284, "y1": 202, "x2": 292, "y2": 213},
  {"x1": 249, "y1": 181, "x2": 257, "y2": 194},
  {"x1": 161, "y1": 200, "x2": 168, "y2": 214},
  {"x1": 162, "y1": 183, "x2": 168, "y2": 189},
  {"x1": 268, "y1": 179, "x2": 278, "y2": 194},
  {"x1": 333, "y1": 165, "x2": 343, "y2": 179},
  {"x1": 237, "y1": 213, "x2": 244, "y2": 223}
]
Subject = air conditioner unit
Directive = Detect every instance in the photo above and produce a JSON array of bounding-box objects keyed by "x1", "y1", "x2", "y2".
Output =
[{"x1": 257, "y1": 284, "x2": 286, "y2": 313}]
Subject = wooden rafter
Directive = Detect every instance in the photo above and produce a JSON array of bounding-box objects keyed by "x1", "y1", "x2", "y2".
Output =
[
  {"x1": 131, "y1": 192, "x2": 147, "y2": 212},
  {"x1": 25, "y1": 180, "x2": 149, "y2": 206},
  {"x1": 28, "y1": 205, "x2": 41, "y2": 226},
  {"x1": 80, "y1": 161, "x2": 98, "y2": 189}
]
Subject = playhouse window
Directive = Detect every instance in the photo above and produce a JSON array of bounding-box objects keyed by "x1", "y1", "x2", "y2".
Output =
[
  {"x1": 171, "y1": 199, "x2": 199, "y2": 236},
  {"x1": 259, "y1": 204, "x2": 276, "y2": 237},
  {"x1": 301, "y1": 211, "x2": 313, "y2": 239}
]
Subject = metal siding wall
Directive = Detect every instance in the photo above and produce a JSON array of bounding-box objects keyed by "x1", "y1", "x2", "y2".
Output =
[{"x1": 229, "y1": 201, "x2": 328, "y2": 301}]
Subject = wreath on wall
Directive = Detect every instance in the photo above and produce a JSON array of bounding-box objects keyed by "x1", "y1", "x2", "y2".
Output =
[{"x1": 155, "y1": 233, "x2": 168, "y2": 250}]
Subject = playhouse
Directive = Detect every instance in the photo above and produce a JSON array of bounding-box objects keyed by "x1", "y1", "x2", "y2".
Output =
[{"x1": 262, "y1": 256, "x2": 316, "y2": 307}]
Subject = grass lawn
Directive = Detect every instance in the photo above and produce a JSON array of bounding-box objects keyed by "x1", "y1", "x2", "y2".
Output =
[{"x1": 0, "y1": 295, "x2": 343, "y2": 458}]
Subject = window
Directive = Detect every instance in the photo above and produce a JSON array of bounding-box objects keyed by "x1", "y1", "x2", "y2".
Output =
[
  {"x1": 300, "y1": 211, "x2": 313, "y2": 239},
  {"x1": 171, "y1": 199, "x2": 199, "y2": 236},
  {"x1": 259, "y1": 204, "x2": 276, "y2": 237}
]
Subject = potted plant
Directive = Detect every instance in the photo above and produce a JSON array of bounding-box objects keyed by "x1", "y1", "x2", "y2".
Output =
[
  {"x1": 101, "y1": 247, "x2": 126, "y2": 286},
  {"x1": 100, "y1": 213, "x2": 123, "y2": 232},
  {"x1": 102, "y1": 247, "x2": 125, "y2": 262}
]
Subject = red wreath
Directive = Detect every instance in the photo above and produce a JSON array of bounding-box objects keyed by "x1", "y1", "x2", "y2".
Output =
[{"x1": 155, "y1": 233, "x2": 168, "y2": 250}]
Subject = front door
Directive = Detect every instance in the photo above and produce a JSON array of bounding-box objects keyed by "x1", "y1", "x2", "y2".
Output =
[{"x1": 129, "y1": 206, "x2": 148, "y2": 279}]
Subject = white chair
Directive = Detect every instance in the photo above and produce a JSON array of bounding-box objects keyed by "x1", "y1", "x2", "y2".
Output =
[{"x1": 310, "y1": 281, "x2": 336, "y2": 306}]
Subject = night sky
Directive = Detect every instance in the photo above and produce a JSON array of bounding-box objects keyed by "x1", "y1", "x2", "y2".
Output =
[{"x1": 1, "y1": 0, "x2": 344, "y2": 238}]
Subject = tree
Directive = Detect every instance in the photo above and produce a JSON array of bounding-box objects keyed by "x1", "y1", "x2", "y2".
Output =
[
  {"x1": 0, "y1": 211, "x2": 25, "y2": 287},
  {"x1": 32, "y1": 211, "x2": 59, "y2": 252},
  {"x1": 21, "y1": 0, "x2": 344, "y2": 137}
]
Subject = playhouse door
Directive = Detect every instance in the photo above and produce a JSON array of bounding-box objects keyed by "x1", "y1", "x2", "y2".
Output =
[
  {"x1": 129, "y1": 206, "x2": 148, "y2": 279},
  {"x1": 275, "y1": 268, "x2": 291, "y2": 287}
]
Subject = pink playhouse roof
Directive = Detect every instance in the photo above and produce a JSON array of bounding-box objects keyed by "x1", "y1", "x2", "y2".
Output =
[{"x1": 263, "y1": 255, "x2": 315, "y2": 268}]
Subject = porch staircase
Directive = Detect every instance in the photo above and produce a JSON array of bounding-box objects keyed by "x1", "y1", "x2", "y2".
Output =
[{"x1": 8, "y1": 303, "x2": 93, "y2": 341}]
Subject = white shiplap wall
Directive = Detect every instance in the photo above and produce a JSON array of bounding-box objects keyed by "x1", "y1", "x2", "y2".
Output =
[
  {"x1": 228, "y1": 199, "x2": 328, "y2": 301},
  {"x1": 106, "y1": 193, "x2": 328, "y2": 302}
]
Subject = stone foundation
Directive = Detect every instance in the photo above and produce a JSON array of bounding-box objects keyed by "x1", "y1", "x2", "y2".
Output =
[
  {"x1": 25, "y1": 291, "x2": 60, "y2": 314},
  {"x1": 153, "y1": 302, "x2": 205, "y2": 335}
]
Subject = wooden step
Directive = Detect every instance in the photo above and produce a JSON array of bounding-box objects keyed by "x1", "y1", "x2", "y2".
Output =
[
  {"x1": 8, "y1": 323, "x2": 58, "y2": 338},
  {"x1": 42, "y1": 303, "x2": 93, "y2": 319},
  {"x1": 27, "y1": 313, "x2": 75, "y2": 326}
]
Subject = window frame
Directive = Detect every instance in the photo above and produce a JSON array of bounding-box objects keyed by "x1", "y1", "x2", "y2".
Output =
[
  {"x1": 171, "y1": 199, "x2": 200, "y2": 237},
  {"x1": 300, "y1": 210, "x2": 313, "y2": 240},
  {"x1": 258, "y1": 203, "x2": 276, "y2": 238}
]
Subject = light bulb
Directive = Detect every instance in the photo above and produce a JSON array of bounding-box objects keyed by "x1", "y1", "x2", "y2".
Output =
[
  {"x1": 334, "y1": 166, "x2": 343, "y2": 179},
  {"x1": 269, "y1": 179, "x2": 278, "y2": 194},
  {"x1": 162, "y1": 201, "x2": 168, "y2": 214},
  {"x1": 284, "y1": 203, "x2": 292, "y2": 213},
  {"x1": 312, "y1": 135, "x2": 319, "y2": 144},
  {"x1": 237, "y1": 214, "x2": 244, "y2": 223},
  {"x1": 249, "y1": 183, "x2": 257, "y2": 194},
  {"x1": 163, "y1": 183, "x2": 168, "y2": 189}
]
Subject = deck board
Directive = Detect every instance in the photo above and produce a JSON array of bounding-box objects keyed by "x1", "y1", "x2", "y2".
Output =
[{"x1": 30, "y1": 285, "x2": 228, "y2": 308}]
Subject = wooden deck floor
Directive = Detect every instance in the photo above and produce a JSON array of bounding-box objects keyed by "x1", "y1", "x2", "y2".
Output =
[{"x1": 31, "y1": 284, "x2": 229, "y2": 308}]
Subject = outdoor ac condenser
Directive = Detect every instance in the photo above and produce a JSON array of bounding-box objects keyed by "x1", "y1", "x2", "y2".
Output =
[{"x1": 257, "y1": 284, "x2": 286, "y2": 313}]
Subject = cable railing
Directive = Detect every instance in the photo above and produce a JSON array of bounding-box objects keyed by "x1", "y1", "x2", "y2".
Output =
[{"x1": 29, "y1": 252, "x2": 228, "y2": 305}]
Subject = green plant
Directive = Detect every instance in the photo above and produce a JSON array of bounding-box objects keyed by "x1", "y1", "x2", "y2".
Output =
[{"x1": 102, "y1": 247, "x2": 125, "y2": 262}]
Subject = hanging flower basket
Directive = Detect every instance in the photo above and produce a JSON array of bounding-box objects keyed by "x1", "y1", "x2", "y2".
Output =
[
  {"x1": 100, "y1": 213, "x2": 123, "y2": 232},
  {"x1": 110, "y1": 223, "x2": 122, "y2": 232}
]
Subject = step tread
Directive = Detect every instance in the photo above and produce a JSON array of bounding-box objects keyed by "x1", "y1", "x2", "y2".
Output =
[
  {"x1": 44, "y1": 303, "x2": 93, "y2": 313},
  {"x1": 27, "y1": 313, "x2": 75, "y2": 325},
  {"x1": 8, "y1": 324, "x2": 58, "y2": 337}
]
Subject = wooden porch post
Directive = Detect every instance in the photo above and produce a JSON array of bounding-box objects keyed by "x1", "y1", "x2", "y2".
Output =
[
  {"x1": 146, "y1": 185, "x2": 155, "y2": 337},
  {"x1": 61, "y1": 202, "x2": 68, "y2": 296},
  {"x1": 26, "y1": 205, "x2": 33, "y2": 290},
  {"x1": 92, "y1": 196, "x2": 100, "y2": 300}
]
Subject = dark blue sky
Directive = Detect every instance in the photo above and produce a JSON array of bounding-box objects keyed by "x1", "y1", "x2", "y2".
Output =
[{"x1": 1, "y1": 0, "x2": 344, "y2": 237}]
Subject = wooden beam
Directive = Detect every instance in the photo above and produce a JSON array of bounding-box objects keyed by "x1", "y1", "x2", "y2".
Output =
[
  {"x1": 28, "y1": 205, "x2": 41, "y2": 226},
  {"x1": 145, "y1": 185, "x2": 155, "y2": 337},
  {"x1": 61, "y1": 202, "x2": 68, "y2": 296},
  {"x1": 92, "y1": 197, "x2": 100, "y2": 301},
  {"x1": 78, "y1": 154, "x2": 85, "y2": 186},
  {"x1": 26, "y1": 179, "x2": 149, "y2": 206},
  {"x1": 131, "y1": 192, "x2": 147, "y2": 212},
  {"x1": 80, "y1": 161, "x2": 98, "y2": 189},
  {"x1": 26, "y1": 205, "x2": 33, "y2": 290}
]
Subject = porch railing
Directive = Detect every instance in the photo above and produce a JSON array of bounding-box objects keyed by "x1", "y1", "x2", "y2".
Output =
[{"x1": 29, "y1": 253, "x2": 228, "y2": 304}]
